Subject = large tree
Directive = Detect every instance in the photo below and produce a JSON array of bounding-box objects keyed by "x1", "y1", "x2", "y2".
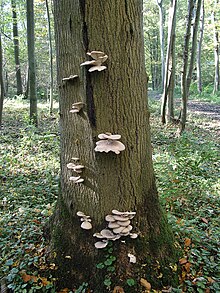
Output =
[{"x1": 48, "y1": 1, "x2": 178, "y2": 291}]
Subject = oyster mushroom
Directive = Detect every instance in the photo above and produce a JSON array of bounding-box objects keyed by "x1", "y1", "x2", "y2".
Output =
[
  {"x1": 62, "y1": 75, "x2": 78, "y2": 81},
  {"x1": 95, "y1": 133, "x2": 125, "y2": 155},
  {"x1": 81, "y1": 50, "x2": 108, "y2": 72},
  {"x1": 70, "y1": 102, "x2": 85, "y2": 113},
  {"x1": 81, "y1": 221, "x2": 92, "y2": 230},
  {"x1": 94, "y1": 241, "x2": 108, "y2": 249}
]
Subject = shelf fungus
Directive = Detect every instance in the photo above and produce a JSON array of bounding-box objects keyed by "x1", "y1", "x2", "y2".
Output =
[
  {"x1": 67, "y1": 163, "x2": 84, "y2": 173},
  {"x1": 94, "y1": 133, "x2": 125, "y2": 154},
  {"x1": 80, "y1": 50, "x2": 108, "y2": 72},
  {"x1": 93, "y1": 209, "x2": 138, "y2": 248},
  {"x1": 70, "y1": 102, "x2": 85, "y2": 113},
  {"x1": 77, "y1": 211, "x2": 92, "y2": 230},
  {"x1": 69, "y1": 176, "x2": 84, "y2": 183},
  {"x1": 62, "y1": 75, "x2": 79, "y2": 82}
]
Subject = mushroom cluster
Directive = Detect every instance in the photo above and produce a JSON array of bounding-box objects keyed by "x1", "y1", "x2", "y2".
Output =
[
  {"x1": 93, "y1": 209, "x2": 138, "y2": 249},
  {"x1": 70, "y1": 102, "x2": 85, "y2": 113},
  {"x1": 77, "y1": 211, "x2": 92, "y2": 230},
  {"x1": 80, "y1": 50, "x2": 108, "y2": 72},
  {"x1": 94, "y1": 133, "x2": 125, "y2": 154},
  {"x1": 67, "y1": 159, "x2": 84, "y2": 183}
]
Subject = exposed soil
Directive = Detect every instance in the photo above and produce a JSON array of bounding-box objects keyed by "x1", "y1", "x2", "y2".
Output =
[{"x1": 187, "y1": 100, "x2": 220, "y2": 122}]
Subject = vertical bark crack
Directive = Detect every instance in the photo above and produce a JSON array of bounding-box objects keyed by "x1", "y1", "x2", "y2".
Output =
[{"x1": 79, "y1": 0, "x2": 96, "y2": 128}]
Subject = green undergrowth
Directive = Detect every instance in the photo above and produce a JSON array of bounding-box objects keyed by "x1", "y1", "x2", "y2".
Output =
[{"x1": 0, "y1": 97, "x2": 219, "y2": 292}]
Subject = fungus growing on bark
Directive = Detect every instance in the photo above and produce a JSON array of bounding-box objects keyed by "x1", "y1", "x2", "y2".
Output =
[
  {"x1": 70, "y1": 102, "x2": 85, "y2": 113},
  {"x1": 62, "y1": 75, "x2": 78, "y2": 82},
  {"x1": 94, "y1": 133, "x2": 125, "y2": 154},
  {"x1": 80, "y1": 50, "x2": 108, "y2": 72},
  {"x1": 94, "y1": 241, "x2": 108, "y2": 249},
  {"x1": 94, "y1": 209, "x2": 138, "y2": 248},
  {"x1": 77, "y1": 211, "x2": 92, "y2": 230},
  {"x1": 67, "y1": 163, "x2": 84, "y2": 173},
  {"x1": 69, "y1": 176, "x2": 84, "y2": 183},
  {"x1": 128, "y1": 253, "x2": 136, "y2": 263}
]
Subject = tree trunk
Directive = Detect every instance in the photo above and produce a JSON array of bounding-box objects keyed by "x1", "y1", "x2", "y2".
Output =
[
  {"x1": 48, "y1": 0, "x2": 179, "y2": 292},
  {"x1": 212, "y1": 0, "x2": 220, "y2": 93},
  {"x1": 180, "y1": 0, "x2": 195, "y2": 134},
  {"x1": 0, "y1": 32, "x2": 4, "y2": 128},
  {"x1": 197, "y1": 0, "x2": 204, "y2": 94},
  {"x1": 11, "y1": 0, "x2": 23, "y2": 96},
  {"x1": 26, "y1": 0, "x2": 37, "y2": 126},
  {"x1": 161, "y1": 0, "x2": 177, "y2": 124},
  {"x1": 45, "y1": 0, "x2": 54, "y2": 114},
  {"x1": 156, "y1": 0, "x2": 165, "y2": 90},
  {"x1": 186, "y1": 0, "x2": 202, "y2": 97}
]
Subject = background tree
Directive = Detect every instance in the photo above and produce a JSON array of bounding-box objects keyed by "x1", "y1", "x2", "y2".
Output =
[
  {"x1": 197, "y1": 0, "x2": 204, "y2": 94},
  {"x1": 0, "y1": 31, "x2": 4, "y2": 127},
  {"x1": 156, "y1": 0, "x2": 165, "y2": 89},
  {"x1": 212, "y1": 0, "x2": 220, "y2": 93},
  {"x1": 161, "y1": 0, "x2": 177, "y2": 123},
  {"x1": 48, "y1": 0, "x2": 178, "y2": 291},
  {"x1": 26, "y1": 0, "x2": 37, "y2": 126},
  {"x1": 11, "y1": 0, "x2": 23, "y2": 96}
]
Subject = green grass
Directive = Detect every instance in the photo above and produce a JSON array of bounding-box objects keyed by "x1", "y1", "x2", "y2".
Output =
[{"x1": 0, "y1": 98, "x2": 219, "y2": 292}]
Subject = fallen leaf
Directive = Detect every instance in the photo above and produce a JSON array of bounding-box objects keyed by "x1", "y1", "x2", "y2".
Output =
[
  {"x1": 201, "y1": 218, "x2": 209, "y2": 224},
  {"x1": 184, "y1": 238, "x2": 191, "y2": 247},
  {"x1": 140, "y1": 278, "x2": 151, "y2": 290},
  {"x1": 58, "y1": 289, "x2": 69, "y2": 293},
  {"x1": 179, "y1": 257, "x2": 188, "y2": 265}
]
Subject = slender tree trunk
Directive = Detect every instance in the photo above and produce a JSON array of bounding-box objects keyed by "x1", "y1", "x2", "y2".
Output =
[
  {"x1": 45, "y1": 0, "x2": 54, "y2": 114},
  {"x1": 212, "y1": 0, "x2": 220, "y2": 93},
  {"x1": 156, "y1": 0, "x2": 165, "y2": 90},
  {"x1": 0, "y1": 32, "x2": 4, "y2": 128},
  {"x1": 161, "y1": 0, "x2": 177, "y2": 124},
  {"x1": 24, "y1": 65, "x2": 29, "y2": 99},
  {"x1": 11, "y1": 0, "x2": 23, "y2": 96},
  {"x1": 197, "y1": 0, "x2": 204, "y2": 94},
  {"x1": 26, "y1": 0, "x2": 37, "y2": 126},
  {"x1": 180, "y1": 0, "x2": 194, "y2": 134},
  {"x1": 186, "y1": 0, "x2": 202, "y2": 97},
  {"x1": 48, "y1": 0, "x2": 178, "y2": 291}
]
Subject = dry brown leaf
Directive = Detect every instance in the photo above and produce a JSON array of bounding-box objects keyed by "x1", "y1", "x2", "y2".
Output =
[
  {"x1": 184, "y1": 238, "x2": 191, "y2": 247},
  {"x1": 179, "y1": 257, "x2": 188, "y2": 265},
  {"x1": 140, "y1": 278, "x2": 151, "y2": 290},
  {"x1": 201, "y1": 217, "x2": 209, "y2": 224}
]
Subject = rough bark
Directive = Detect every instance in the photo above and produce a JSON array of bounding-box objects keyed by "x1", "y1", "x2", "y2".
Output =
[
  {"x1": 180, "y1": 0, "x2": 195, "y2": 134},
  {"x1": 197, "y1": 0, "x2": 204, "y2": 94},
  {"x1": 161, "y1": 0, "x2": 177, "y2": 124},
  {"x1": 156, "y1": 0, "x2": 165, "y2": 89},
  {"x1": 11, "y1": 0, "x2": 23, "y2": 96},
  {"x1": 212, "y1": 0, "x2": 220, "y2": 93},
  {"x1": 49, "y1": 1, "x2": 179, "y2": 292},
  {"x1": 26, "y1": 0, "x2": 37, "y2": 126},
  {"x1": 0, "y1": 32, "x2": 4, "y2": 128},
  {"x1": 45, "y1": 0, "x2": 54, "y2": 114}
]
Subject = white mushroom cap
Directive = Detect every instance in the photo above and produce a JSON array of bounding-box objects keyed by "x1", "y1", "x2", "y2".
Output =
[
  {"x1": 70, "y1": 102, "x2": 85, "y2": 113},
  {"x1": 94, "y1": 140, "x2": 125, "y2": 154},
  {"x1": 112, "y1": 210, "x2": 136, "y2": 216},
  {"x1": 71, "y1": 157, "x2": 80, "y2": 161},
  {"x1": 76, "y1": 211, "x2": 86, "y2": 217},
  {"x1": 69, "y1": 176, "x2": 81, "y2": 182},
  {"x1": 105, "y1": 215, "x2": 117, "y2": 222},
  {"x1": 95, "y1": 241, "x2": 108, "y2": 249},
  {"x1": 108, "y1": 222, "x2": 120, "y2": 229},
  {"x1": 80, "y1": 60, "x2": 99, "y2": 66},
  {"x1": 81, "y1": 221, "x2": 92, "y2": 230},
  {"x1": 75, "y1": 178, "x2": 84, "y2": 183},
  {"x1": 100, "y1": 229, "x2": 116, "y2": 239},
  {"x1": 116, "y1": 220, "x2": 131, "y2": 227},
  {"x1": 93, "y1": 233, "x2": 105, "y2": 239},
  {"x1": 67, "y1": 163, "x2": 76, "y2": 169},
  {"x1": 112, "y1": 215, "x2": 130, "y2": 222},
  {"x1": 88, "y1": 65, "x2": 107, "y2": 72},
  {"x1": 87, "y1": 51, "x2": 106, "y2": 60},
  {"x1": 130, "y1": 233, "x2": 138, "y2": 239},
  {"x1": 128, "y1": 253, "x2": 137, "y2": 263},
  {"x1": 113, "y1": 226, "x2": 125, "y2": 234},
  {"x1": 121, "y1": 225, "x2": 133, "y2": 234},
  {"x1": 98, "y1": 133, "x2": 121, "y2": 140},
  {"x1": 72, "y1": 165, "x2": 85, "y2": 173},
  {"x1": 62, "y1": 75, "x2": 78, "y2": 81}
]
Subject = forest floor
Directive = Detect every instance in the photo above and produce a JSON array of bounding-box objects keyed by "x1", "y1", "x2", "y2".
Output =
[{"x1": 0, "y1": 95, "x2": 219, "y2": 293}]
